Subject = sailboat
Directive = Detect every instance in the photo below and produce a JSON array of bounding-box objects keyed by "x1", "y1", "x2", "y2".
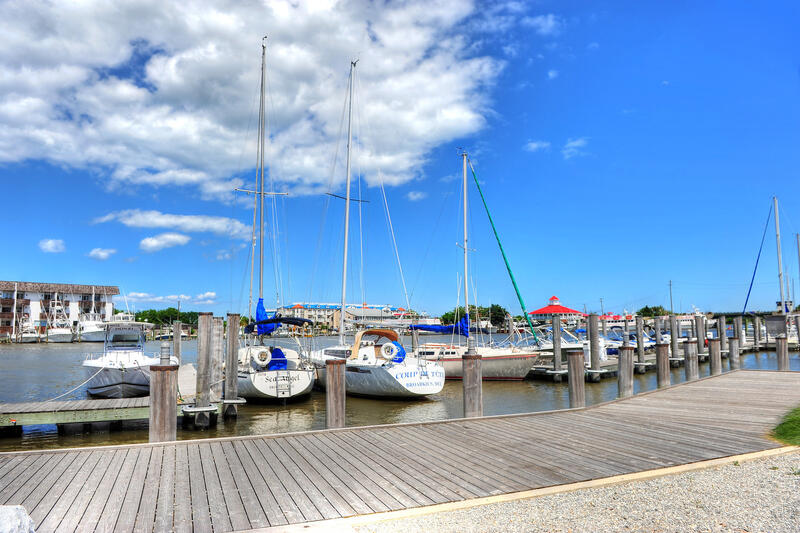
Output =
[
  {"x1": 310, "y1": 60, "x2": 445, "y2": 398},
  {"x1": 236, "y1": 38, "x2": 316, "y2": 401},
  {"x1": 411, "y1": 153, "x2": 542, "y2": 380}
]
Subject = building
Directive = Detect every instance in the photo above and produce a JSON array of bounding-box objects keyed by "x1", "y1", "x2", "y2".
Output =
[
  {"x1": 528, "y1": 296, "x2": 587, "y2": 323},
  {"x1": 277, "y1": 303, "x2": 436, "y2": 331},
  {"x1": 0, "y1": 281, "x2": 119, "y2": 336}
]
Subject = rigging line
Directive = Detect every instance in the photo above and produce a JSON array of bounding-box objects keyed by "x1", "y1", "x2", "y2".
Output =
[
  {"x1": 742, "y1": 201, "x2": 773, "y2": 314},
  {"x1": 378, "y1": 170, "x2": 411, "y2": 312},
  {"x1": 468, "y1": 159, "x2": 538, "y2": 341}
]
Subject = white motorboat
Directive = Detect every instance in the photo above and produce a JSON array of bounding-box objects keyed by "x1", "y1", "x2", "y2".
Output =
[
  {"x1": 83, "y1": 320, "x2": 177, "y2": 398},
  {"x1": 17, "y1": 317, "x2": 41, "y2": 343},
  {"x1": 44, "y1": 295, "x2": 74, "y2": 342},
  {"x1": 313, "y1": 329, "x2": 445, "y2": 397},
  {"x1": 78, "y1": 312, "x2": 105, "y2": 342}
]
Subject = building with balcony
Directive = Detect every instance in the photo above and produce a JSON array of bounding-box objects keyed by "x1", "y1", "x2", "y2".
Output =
[{"x1": 0, "y1": 281, "x2": 119, "y2": 336}]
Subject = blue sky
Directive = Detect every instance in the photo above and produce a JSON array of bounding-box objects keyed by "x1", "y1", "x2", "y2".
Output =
[{"x1": 1, "y1": 1, "x2": 799, "y2": 317}]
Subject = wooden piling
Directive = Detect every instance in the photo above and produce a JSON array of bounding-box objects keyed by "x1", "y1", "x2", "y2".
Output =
[
  {"x1": 777, "y1": 334, "x2": 789, "y2": 371},
  {"x1": 635, "y1": 316, "x2": 645, "y2": 367},
  {"x1": 709, "y1": 338, "x2": 722, "y2": 375},
  {"x1": 754, "y1": 316, "x2": 761, "y2": 350},
  {"x1": 718, "y1": 315, "x2": 727, "y2": 352},
  {"x1": 566, "y1": 350, "x2": 585, "y2": 408},
  {"x1": 618, "y1": 346, "x2": 634, "y2": 398},
  {"x1": 654, "y1": 317, "x2": 663, "y2": 342},
  {"x1": 684, "y1": 338, "x2": 699, "y2": 381},
  {"x1": 552, "y1": 313, "x2": 562, "y2": 374},
  {"x1": 735, "y1": 316, "x2": 744, "y2": 346},
  {"x1": 149, "y1": 361, "x2": 178, "y2": 443},
  {"x1": 729, "y1": 337, "x2": 740, "y2": 370},
  {"x1": 326, "y1": 359, "x2": 346, "y2": 428},
  {"x1": 588, "y1": 314, "x2": 601, "y2": 381},
  {"x1": 210, "y1": 316, "x2": 224, "y2": 402},
  {"x1": 656, "y1": 343, "x2": 670, "y2": 389},
  {"x1": 670, "y1": 315, "x2": 679, "y2": 357},
  {"x1": 462, "y1": 354, "x2": 483, "y2": 418},
  {"x1": 695, "y1": 315, "x2": 705, "y2": 354},
  {"x1": 224, "y1": 313, "x2": 240, "y2": 419},
  {"x1": 172, "y1": 320, "x2": 182, "y2": 364},
  {"x1": 195, "y1": 312, "x2": 212, "y2": 428}
]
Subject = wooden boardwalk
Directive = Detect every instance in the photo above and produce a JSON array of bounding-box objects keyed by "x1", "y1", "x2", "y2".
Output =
[{"x1": 1, "y1": 370, "x2": 799, "y2": 532}]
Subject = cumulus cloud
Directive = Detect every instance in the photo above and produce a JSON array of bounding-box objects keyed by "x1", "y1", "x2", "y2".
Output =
[
  {"x1": 562, "y1": 137, "x2": 589, "y2": 160},
  {"x1": 406, "y1": 191, "x2": 427, "y2": 201},
  {"x1": 0, "y1": 0, "x2": 512, "y2": 200},
  {"x1": 127, "y1": 291, "x2": 214, "y2": 305},
  {"x1": 547, "y1": 69, "x2": 559, "y2": 80},
  {"x1": 88, "y1": 247, "x2": 116, "y2": 260},
  {"x1": 524, "y1": 140, "x2": 550, "y2": 152},
  {"x1": 139, "y1": 232, "x2": 191, "y2": 252},
  {"x1": 522, "y1": 14, "x2": 563, "y2": 36},
  {"x1": 96, "y1": 209, "x2": 250, "y2": 240},
  {"x1": 39, "y1": 239, "x2": 65, "y2": 253}
]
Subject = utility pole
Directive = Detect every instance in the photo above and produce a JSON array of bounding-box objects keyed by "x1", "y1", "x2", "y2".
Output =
[
  {"x1": 599, "y1": 298, "x2": 605, "y2": 316},
  {"x1": 669, "y1": 280, "x2": 674, "y2": 314}
]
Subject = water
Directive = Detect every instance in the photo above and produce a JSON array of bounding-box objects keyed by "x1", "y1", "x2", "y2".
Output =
[{"x1": 1, "y1": 339, "x2": 797, "y2": 452}]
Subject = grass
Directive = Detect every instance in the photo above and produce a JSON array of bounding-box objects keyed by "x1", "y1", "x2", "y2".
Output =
[{"x1": 772, "y1": 406, "x2": 800, "y2": 445}]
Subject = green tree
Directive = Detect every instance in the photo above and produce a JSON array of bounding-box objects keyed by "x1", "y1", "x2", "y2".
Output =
[{"x1": 637, "y1": 305, "x2": 670, "y2": 317}]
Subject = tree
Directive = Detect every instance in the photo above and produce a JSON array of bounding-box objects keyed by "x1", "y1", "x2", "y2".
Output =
[
  {"x1": 637, "y1": 305, "x2": 670, "y2": 317},
  {"x1": 440, "y1": 304, "x2": 510, "y2": 326}
]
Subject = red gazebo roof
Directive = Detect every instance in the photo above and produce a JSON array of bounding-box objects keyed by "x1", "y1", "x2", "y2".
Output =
[{"x1": 528, "y1": 295, "x2": 586, "y2": 316}]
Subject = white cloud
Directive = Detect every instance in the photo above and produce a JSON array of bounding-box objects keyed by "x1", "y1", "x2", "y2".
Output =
[
  {"x1": 139, "y1": 232, "x2": 191, "y2": 252},
  {"x1": 215, "y1": 250, "x2": 232, "y2": 260},
  {"x1": 662, "y1": 80, "x2": 670, "y2": 86},
  {"x1": 522, "y1": 14, "x2": 563, "y2": 36},
  {"x1": 587, "y1": 42, "x2": 599, "y2": 50},
  {"x1": 547, "y1": 69, "x2": 559, "y2": 80},
  {"x1": 0, "y1": 0, "x2": 508, "y2": 200},
  {"x1": 127, "y1": 291, "x2": 213, "y2": 305},
  {"x1": 524, "y1": 140, "x2": 550, "y2": 152},
  {"x1": 96, "y1": 210, "x2": 250, "y2": 240},
  {"x1": 39, "y1": 239, "x2": 65, "y2": 253},
  {"x1": 88, "y1": 247, "x2": 116, "y2": 260},
  {"x1": 195, "y1": 291, "x2": 216, "y2": 300},
  {"x1": 562, "y1": 137, "x2": 589, "y2": 160},
  {"x1": 407, "y1": 191, "x2": 427, "y2": 201}
]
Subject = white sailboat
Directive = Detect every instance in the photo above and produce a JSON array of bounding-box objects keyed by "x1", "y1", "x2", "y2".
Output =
[
  {"x1": 309, "y1": 60, "x2": 445, "y2": 398},
  {"x1": 411, "y1": 153, "x2": 541, "y2": 380},
  {"x1": 83, "y1": 320, "x2": 178, "y2": 398},
  {"x1": 45, "y1": 293, "x2": 74, "y2": 343},
  {"x1": 236, "y1": 38, "x2": 316, "y2": 401}
]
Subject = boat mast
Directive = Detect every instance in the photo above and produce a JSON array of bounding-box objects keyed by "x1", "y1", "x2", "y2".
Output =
[
  {"x1": 796, "y1": 233, "x2": 800, "y2": 311},
  {"x1": 258, "y1": 37, "x2": 267, "y2": 303},
  {"x1": 462, "y1": 151, "x2": 475, "y2": 354},
  {"x1": 339, "y1": 60, "x2": 357, "y2": 345},
  {"x1": 774, "y1": 196, "x2": 786, "y2": 315}
]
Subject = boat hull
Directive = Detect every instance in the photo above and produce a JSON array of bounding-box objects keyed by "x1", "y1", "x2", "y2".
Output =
[
  {"x1": 85, "y1": 366, "x2": 151, "y2": 398},
  {"x1": 79, "y1": 329, "x2": 106, "y2": 342},
  {"x1": 317, "y1": 361, "x2": 445, "y2": 398},
  {"x1": 46, "y1": 331, "x2": 74, "y2": 343},
  {"x1": 18, "y1": 335, "x2": 40, "y2": 343},
  {"x1": 238, "y1": 369, "x2": 315, "y2": 400},
  {"x1": 440, "y1": 353, "x2": 538, "y2": 380}
]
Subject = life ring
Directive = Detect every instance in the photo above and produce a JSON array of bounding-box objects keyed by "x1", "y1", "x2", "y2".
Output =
[
  {"x1": 251, "y1": 348, "x2": 271, "y2": 367},
  {"x1": 380, "y1": 342, "x2": 399, "y2": 360}
]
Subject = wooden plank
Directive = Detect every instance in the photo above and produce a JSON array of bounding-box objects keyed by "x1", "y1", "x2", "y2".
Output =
[
  {"x1": 25, "y1": 452, "x2": 88, "y2": 524},
  {"x1": 239, "y1": 438, "x2": 304, "y2": 524},
  {"x1": 45, "y1": 449, "x2": 114, "y2": 533},
  {"x1": 0, "y1": 453, "x2": 54, "y2": 504},
  {"x1": 81, "y1": 448, "x2": 136, "y2": 532},
  {"x1": 132, "y1": 446, "x2": 162, "y2": 533},
  {"x1": 219, "y1": 440, "x2": 268, "y2": 530},
  {"x1": 154, "y1": 445, "x2": 176, "y2": 533},
  {"x1": 173, "y1": 445, "x2": 193, "y2": 533},
  {"x1": 209, "y1": 441, "x2": 249, "y2": 532},
  {"x1": 198, "y1": 443, "x2": 232, "y2": 533},
  {"x1": 231, "y1": 439, "x2": 287, "y2": 527},
  {"x1": 101, "y1": 447, "x2": 148, "y2": 533},
  {"x1": 187, "y1": 444, "x2": 213, "y2": 533}
]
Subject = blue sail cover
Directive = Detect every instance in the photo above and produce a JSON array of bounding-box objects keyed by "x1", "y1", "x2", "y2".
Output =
[
  {"x1": 255, "y1": 298, "x2": 278, "y2": 335},
  {"x1": 410, "y1": 315, "x2": 470, "y2": 337}
]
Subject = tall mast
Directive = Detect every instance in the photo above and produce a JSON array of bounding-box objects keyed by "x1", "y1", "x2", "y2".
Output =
[
  {"x1": 462, "y1": 151, "x2": 475, "y2": 354},
  {"x1": 339, "y1": 60, "x2": 357, "y2": 344},
  {"x1": 796, "y1": 233, "x2": 800, "y2": 311},
  {"x1": 258, "y1": 37, "x2": 267, "y2": 301},
  {"x1": 775, "y1": 196, "x2": 786, "y2": 315}
]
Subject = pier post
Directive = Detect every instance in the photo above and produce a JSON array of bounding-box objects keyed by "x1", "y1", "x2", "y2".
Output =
[
  {"x1": 588, "y1": 314, "x2": 601, "y2": 382},
  {"x1": 635, "y1": 316, "x2": 645, "y2": 372},
  {"x1": 718, "y1": 315, "x2": 727, "y2": 352},
  {"x1": 735, "y1": 316, "x2": 744, "y2": 347},
  {"x1": 566, "y1": 350, "x2": 585, "y2": 408},
  {"x1": 623, "y1": 316, "x2": 630, "y2": 346},
  {"x1": 654, "y1": 317, "x2": 662, "y2": 343},
  {"x1": 224, "y1": 313, "x2": 240, "y2": 419},
  {"x1": 754, "y1": 316, "x2": 761, "y2": 350},
  {"x1": 173, "y1": 320, "x2": 182, "y2": 364},
  {"x1": 211, "y1": 316, "x2": 224, "y2": 402},
  {"x1": 656, "y1": 343, "x2": 670, "y2": 388},
  {"x1": 552, "y1": 313, "x2": 562, "y2": 377},
  {"x1": 777, "y1": 334, "x2": 789, "y2": 371},
  {"x1": 670, "y1": 315, "x2": 679, "y2": 358},
  {"x1": 326, "y1": 359, "x2": 346, "y2": 428},
  {"x1": 684, "y1": 338, "x2": 699, "y2": 381},
  {"x1": 695, "y1": 315, "x2": 706, "y2": 354},
  {"x1": 195, "y1": 312, "x2": 213, "y2": 428},
  {"x1": 149, "y1": 343, "x2": 177, "y2": 443},
  {"x1": 462, "y1": 354, "x2": 483, "y2": 418},
  {"x1": 618, "y1": 346, "x2": 634, "y2": 398},
  {"x1": 709, "y1": 338, "x2": 722, "y2": 376},
  {"x1": 729, "y1": 337, "x2": 740, "y2": 370}
]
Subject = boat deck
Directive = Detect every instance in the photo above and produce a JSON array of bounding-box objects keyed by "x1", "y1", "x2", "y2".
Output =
[{"x1": 1, "y1": 370, "x2": 798, "y2": 532}]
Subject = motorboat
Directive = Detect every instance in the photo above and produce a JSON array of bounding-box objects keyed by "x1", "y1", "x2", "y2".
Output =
[
  {"x1": 414, "y1": 341, "x2": 538, "y2": 380},
  {"x1": 83, "y1": 320, "x2": 177, "y2": 398},
  {"x1": 17, "y1": 317, "x2": 41, "y2": 343},
  {"x1": 312, "y1": 329, "x2": 445, "y2": 397},
  {"x1": 78, "y1": 312, "x2": 105, "y2": 342}
]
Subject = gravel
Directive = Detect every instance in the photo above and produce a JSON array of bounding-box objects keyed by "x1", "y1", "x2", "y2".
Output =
[{"x1": 356, "y1": 451, "x2": 800, "y2": 533}]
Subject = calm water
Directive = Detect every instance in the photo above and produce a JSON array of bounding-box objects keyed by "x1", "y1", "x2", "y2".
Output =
[{"x1": 1, "y1": 338, "x2": 797, "y2": 452}]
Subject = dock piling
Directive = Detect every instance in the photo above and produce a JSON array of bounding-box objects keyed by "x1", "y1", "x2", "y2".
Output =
[
  {"x1": 754, "y1": 316, "x2": 762, "y2": 350},
  {"x1": 552, "y1": 313, "x2": 562, "y2": 379},
  {"x1": 709, "y1": 338, "x2": 722, "y2": 375},
  {"x1": 149, "y1": 343, "x2": 177, "y2": 443},
  {"x1": 462, "y1": 354, "x2": 483, "y2": 417},
  {"x1": 670, "y1": 315, "x2": 679, "y2": 358},
  {"x1": 777, "y1": 334, "x2": 789, "y2": 371},
  {"x1": 735, "y1": 316, "x2": 744, "y2": 347},
  {"x1": 729, "y1": 337, "x2": 740, "y2": 370},
  {"x1": 695, "y1": 315, "x2": 706, "y2": 354},
  {"x1": 684, "y1": 338, "x2": 699, "y2": 381},
  {"x1": 618, "y1": 346, "x2": 634, "y2": 398},
  {"x1": 326, "y1": 359, "x2": 346, "y2": 428},
  {"x1": 588, "y1": 314, "x2": 601, "y2": 382},
  {"x1": 635, "y1": 316, "x2": 645, "y2": 372},
  {"x1": 194, "y1": 312, "x2": 213, "y2": 428},
  {"x1": 656, "y1": 343, "x2": 670, "y2": 388},
  {"x1": 224, "y1": 313, "x2": 240, "y2": 419},
  {"x1": 718, "y1": 315, "x2": 727, "y2": 351},
  {"x1": 566, "y1": 350, "x2": 585, "y2": 408},
  {"x1": 173, "y1": 320, "x2": 182, "y2": 364},
  {"x1": 211, "y1": 316, "x2": 224, "y2": 401}
]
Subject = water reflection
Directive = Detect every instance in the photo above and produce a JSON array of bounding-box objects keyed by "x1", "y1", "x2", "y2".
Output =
[{"x1": 0, "y1": 339, "x2": 797, "y2": 452}]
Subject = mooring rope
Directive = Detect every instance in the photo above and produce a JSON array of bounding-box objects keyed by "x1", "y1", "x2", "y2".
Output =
[{"x1": 45, "y1": 366, "x2": 106, "y2": 403}]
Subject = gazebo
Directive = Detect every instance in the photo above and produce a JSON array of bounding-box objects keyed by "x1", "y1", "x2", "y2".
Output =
[{"x1": 528, "y1": 296, "x2": 586, "y2": 322}]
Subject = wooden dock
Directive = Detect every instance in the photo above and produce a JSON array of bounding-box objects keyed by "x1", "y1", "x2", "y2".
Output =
[{"x1": 1, "y1": 370, "x2": 799, "y2": 532}]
